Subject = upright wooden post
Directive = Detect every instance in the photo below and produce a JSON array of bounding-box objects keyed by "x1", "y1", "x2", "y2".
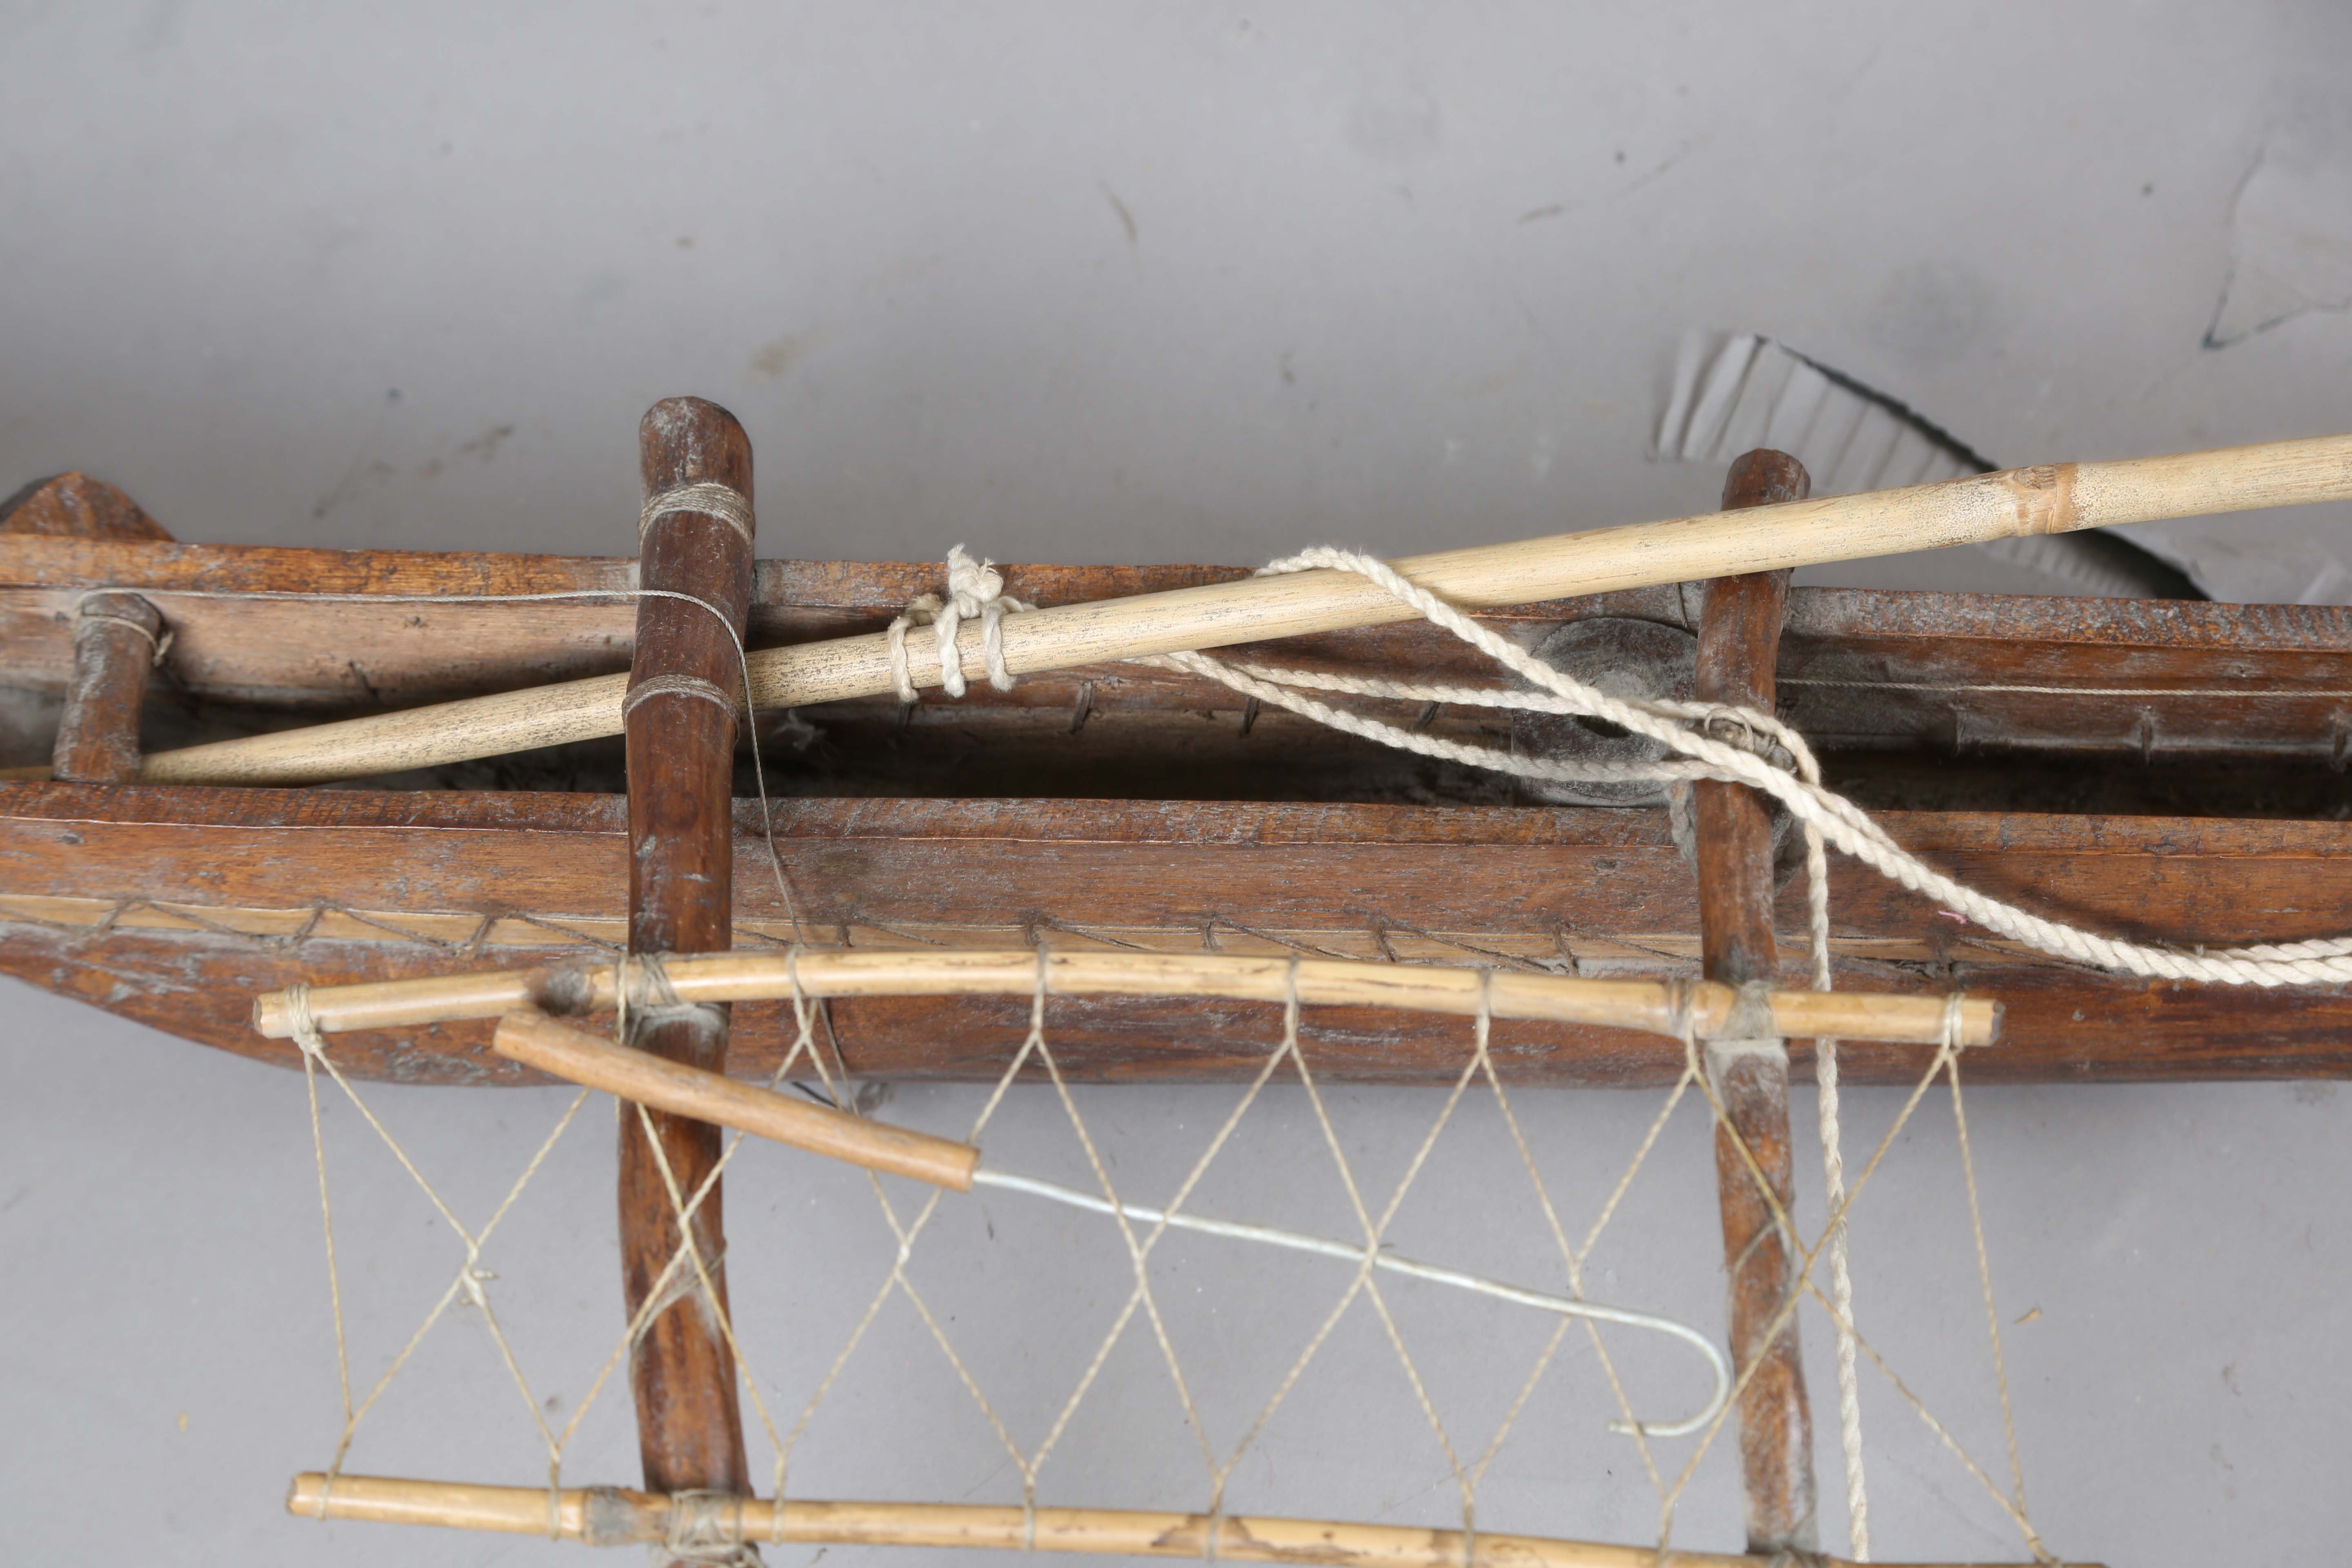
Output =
[
  {"x1": 52, "y1": 590, "x2": 165, "y2": 783},
  {"x1": 620, "y1": 397, "x2": 756, "y2": 1507},
  {"x1": 1693, "y1": 448, "x2": 1817, "y2": 1554}
]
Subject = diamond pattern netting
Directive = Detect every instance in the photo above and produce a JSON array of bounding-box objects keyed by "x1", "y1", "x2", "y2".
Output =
[{"x1": 284, "y1": 951, "x2": 2047, "y2": 1562}]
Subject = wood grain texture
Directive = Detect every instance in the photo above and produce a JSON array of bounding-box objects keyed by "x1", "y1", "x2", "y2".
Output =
[
  {"x1": 619, "y1": 397, "x2": 755, "y2": 1504},
  {"x1": 0, "y1": 472, "x2": 172, "y2": 541},
  {"x1": 89, "y1": 433, "x2": 2352, "y2": 785},
  {"x1": 7, "y1": 534, "x2": 2352, "y2": 799},
  {"x1": 1693, "y1": 450, "x2": 1814, "y2": 1554},
  {"x1": 269, "y1": 951, "x2": 2001, "y2": 1048},
  {"x1": 7, "y1": 786, "x2": 2352, "y2": 1083},
  {"x1": 51, "y1": 591, "x2": 160, "y2": 783},
  {"x1": 493, "y1": 1011, "x2": 980, "y2": 1189}
]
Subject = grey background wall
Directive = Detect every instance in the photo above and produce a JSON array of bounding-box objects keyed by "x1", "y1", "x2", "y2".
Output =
[{"x1": 3, "y1": 4, "x2": 2349, "y2": 1564}]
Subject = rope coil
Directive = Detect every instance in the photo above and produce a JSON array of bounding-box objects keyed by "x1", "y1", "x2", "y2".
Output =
[{"x1": 639, "y1": 482, "x2": 755, "y2": 550}]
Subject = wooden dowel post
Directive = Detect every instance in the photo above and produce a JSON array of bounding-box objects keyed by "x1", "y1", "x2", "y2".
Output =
[
  {"x1": 51, "y1": 589, "x2": 162, "y2": 782},
  {"x1": 1694, "y1": 449, "x2": 1817, "y2": 1554},
  {"x1": 619, "y1": 397, "x2": 757, "y2": 1507}
]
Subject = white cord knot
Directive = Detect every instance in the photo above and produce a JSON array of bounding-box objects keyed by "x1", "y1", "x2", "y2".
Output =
[
  {"x1": 638, "y1": 482, "x2": 755, "y2": 550},
  {"x1": 886, "y1": 545, "x2": 1035, "y2": 703},
  {"x1": 284, "y1": 984, "x2": 328, "y2": 1062},
  {"x1": 458, "y1": 1261, "x2": 496, "y2": 1312},
  {"x1": 664, "y1": 1489, "x2": 757, "y2": 1565}
]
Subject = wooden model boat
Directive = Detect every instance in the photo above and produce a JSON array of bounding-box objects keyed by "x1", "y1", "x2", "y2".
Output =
[{"x1": 9, "y1": 399, "x2": 2350, "y2": 1565}]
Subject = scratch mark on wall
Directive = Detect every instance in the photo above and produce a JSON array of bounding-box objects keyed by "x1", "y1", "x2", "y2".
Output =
[
  {"x1": 1098, "y1": 183, "x2": 1139, "y2": 250},
  {"x1": 2206, "y1": 140, "x2": 2352, "y2": 349}
]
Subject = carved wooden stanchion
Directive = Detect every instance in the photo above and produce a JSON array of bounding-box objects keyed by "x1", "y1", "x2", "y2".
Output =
[
  {"x1": 52, "y1": 590, "x2": 165, "y2": 783},
  {"x1": 1693, "y1": 448, "x2": 1817, "y2": 1555},
  {"x1": 619, "y1": 397, "x2": 757, "y2": 1510}
]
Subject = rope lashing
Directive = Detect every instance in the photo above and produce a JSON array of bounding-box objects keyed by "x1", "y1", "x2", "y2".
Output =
[
  {"x1": 638, "y1": 482, "x2": 755, "y2": 550},
  {"x1": 73, "y1": 591, "x2": 173, "y2": 666},
  {"x1": 886, "y1": 545, "x2": 1035, "y2": 702}
]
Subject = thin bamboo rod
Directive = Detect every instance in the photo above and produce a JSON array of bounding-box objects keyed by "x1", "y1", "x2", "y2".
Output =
[
  {"x1": 255, "y1": 947, "x2": 1999, "y2": 1049},
  {"x1": 286, "y1": 1474, "x2": 2071, "y2": 1566},
  {"x1": 491, "y1": 1010, "x2": 980, "y2": 1188},
  {"x1": 138, "y1": 433, "x2": 2352, "y2": 786}
]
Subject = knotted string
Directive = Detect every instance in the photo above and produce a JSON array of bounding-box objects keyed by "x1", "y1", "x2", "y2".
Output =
[
  {"x1": 886, "y1": 545, "x2": 1035, "y2": 702},
  {"x1": 639, "y1": 482, "x2": 755, "y2": 551}
]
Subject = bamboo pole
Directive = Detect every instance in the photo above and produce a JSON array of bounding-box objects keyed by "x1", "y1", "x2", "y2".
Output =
[
  {"x1": 492, "y1": 1010, "x2": 980, "y2": 1188},
  {"x1": 285, "y1": 1474, "x2": 2072, "y2": 1566},
  {"x1": 134, "y1": 433, "x2": 2352, "y2": 786},
  {"x1": 254, "y1": 947, "x2": 1999, "y2": 1049}
]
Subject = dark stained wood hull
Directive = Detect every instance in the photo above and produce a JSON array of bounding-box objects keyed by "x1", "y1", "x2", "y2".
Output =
[
  {"x1": 6, "y1": 508, "x2": 2350, "y2": 1087},
  {"x1": 6, "y1": 781, "x2": 2350, "y2": 1086}
]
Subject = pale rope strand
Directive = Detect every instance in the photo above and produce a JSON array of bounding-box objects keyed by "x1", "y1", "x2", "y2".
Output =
[
  {"x1": 1287, "y1": 1003, "x2": 1484, "y2": 1513},
  {"x1": 1783, "y1": 736, "x2": 1871, "y2": 1559},
  {"x1": 780, "y1": 954, "x2": 1053, "y2": 1498},
  {"x1": 993, "y1": 986, "x2": 1305, "y2": 1508},
  {"x1": 1655, "y1": 996, "x2": 1964, "y2": 1533},
  {"x1": 1808, "y1": 1290, "x2": 2049, "y2": 1557},
  {"x1": 1142, "y1": 614, "x2": 1920, "y2": 1544},
  {"x1": 284, "y1": 989, "x2": 592, "y2": 1487},
  {"x1": 1816, "y1": 958, "x2": 1870, "y2": 1557},
  {"x1": 622, "y1": 670, "x2": 739, "y2": 719},
  {"x1": 288, "y1": 989, "x2": 349, "y2": 1518},
  {"x1": 969, "y1": 1170, "x2": 1731, "y2": 1437},
  {"x1": 75, "y1": 607, "x2": 174, "y2": 665},
  {"x1": 1754, "y1": 1003, "x2": 2050, "y2": 1558},
  {"x1": 539, "y1": 996, "x2": 836, "y2": 1521},
  {"x1": 1665, "y1": 996, "x2": 2047, "y2": 1552},
  {"x1": 1947, "y1": 1013, "x2": 2044, "y2": 1561},
  {"x1": 638, "y1": 481, "x2": 755, "y2": 550},
  {"x1": 1476, "y1": 988, "x2": 1682, "y2": 1486},
  {"x1": 1016, "y1": 1002, "x2": 1219, "y2": 1483},
  {"x1": 885, "y1": 546, "x2": 1034, "y2": 702},
  {"x1": 1456, "y1": 974, "x2": 1561, "y2": 1513},
  {"x1": 1127, "y1": 546, "x2": 2352, "y2": 985}
]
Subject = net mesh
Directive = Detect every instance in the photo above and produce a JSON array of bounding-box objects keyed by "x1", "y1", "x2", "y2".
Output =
[{"x1": 283, "y1": 947, "x2": 2048, "y2": 1564}]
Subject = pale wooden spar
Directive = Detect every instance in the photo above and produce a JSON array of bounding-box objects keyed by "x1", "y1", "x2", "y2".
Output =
[
  {"x1": 130, "y1": 433, "x2": 2352, "y2": 786},
  {"x1": 492, "y1": 1009, "x2": 982, "y2": 1189},
  {"x1": 283, "y1": 1474, "x2": 2075, "y2": 1567},
  {"x1": 255, "y1": 947, "x2": 1999, "y2": 1047}
]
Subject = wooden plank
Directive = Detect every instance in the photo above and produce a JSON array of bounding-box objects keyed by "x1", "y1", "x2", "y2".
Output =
[
  {"x1": 1691, "y1": 450, "x2": 1814, "y2": 1553},
  {"x1": 618, "y1": 397, "x2": 755, "y2": 1499},
  {"x1": 4, "y1": 785, "x2": 2352, "y2": 1083},
  {"x1": 4, "y1": 530, "x2": 2350, "y2": 766}
]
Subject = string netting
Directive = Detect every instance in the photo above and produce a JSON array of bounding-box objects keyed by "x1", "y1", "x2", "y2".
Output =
[{"x1": 281, "y1": 944, "x2": 2050, "y2": 1564}]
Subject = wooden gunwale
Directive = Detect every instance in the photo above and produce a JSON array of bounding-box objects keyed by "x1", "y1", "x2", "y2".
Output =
[
  {"x1": 6, "y1": 784, "x2": 2352, "y2": 1085},
  {"x1": 0, "y1": 433, "x2": 2340, "y2": 784}
]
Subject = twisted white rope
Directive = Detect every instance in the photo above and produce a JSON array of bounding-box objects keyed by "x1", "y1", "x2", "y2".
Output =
[
  {"x1": 1157, "y1": 546, "x2": 2352, "y2": 987},
  {"x1": 885, "y1": 545, "x2": 1035, "y2": 702}
]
